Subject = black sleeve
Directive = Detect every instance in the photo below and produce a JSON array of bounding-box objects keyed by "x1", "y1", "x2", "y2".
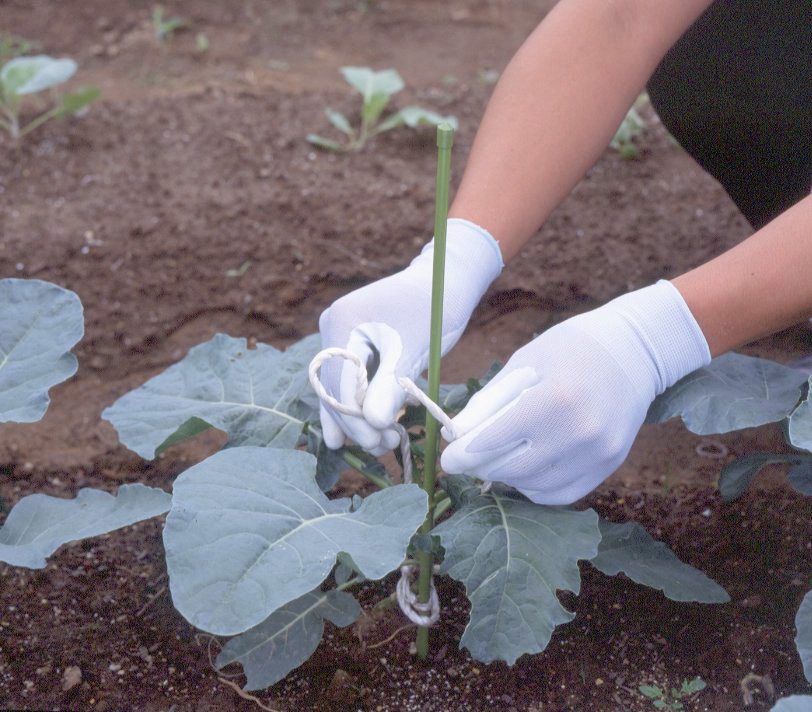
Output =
[{"x1": 646, "y1": 0, "x2": 811, "y2": 230}]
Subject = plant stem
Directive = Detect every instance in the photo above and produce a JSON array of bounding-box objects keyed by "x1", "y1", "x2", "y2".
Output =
[
  {"x1": 415, "y1": 123, "x2": 454, "y2": 660},
  {"x1": 433, "y1": 495, "x2": 452, "y2": 520},
  {"x1": 341, "y1": 450, "x2": 391, "y2": 489}
]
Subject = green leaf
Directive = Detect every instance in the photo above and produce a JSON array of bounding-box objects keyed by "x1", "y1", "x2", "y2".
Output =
[
  {"x1": 55, "y1": 86, "x2": 100, "y2": 116},
  {"x1": 102, "y1": 333, "x2": 321, "y2": 459},
  {"x1": 361, "y1": 91, "x2": 390, "y2": 129},
  {"x1": 770, "y1": 695, "x2": 812, "y2": 711},
  {"x1": 0, "y1": 55, "x2": 76, "y2": 95},
  {"x1": 646, "y1": 353, "x2": 807, "y2": 433},
  {"x1": 0, "y1": 279, "x2": 84, "y2": 423},
  {"x1": 433, "y1": 476, "x2": 600, "y2": 664},
  {"x1": 797, "y1": 590, "x2": 812, "y2": 683},
  {"x1": 788, "y1": 461, "x2": 812, "y2": 496},
  {"x1": 719, "y1": 454, "x2": 788, "y2": 502},
  {"x1": 305, "y1": 426, "x2": 347, "y2": 492},
  {"x1": 164, "y1": 446, "x2": 427, "y2": 635},
  {"x1": 215, "y1": 589, "x2": 360, "y2": 691},
  {"x1": 789, "y1": 379, "x2": 812, "y2": 451},
  {"x1": 591, "y1": 520, "x2": 729, "y2": 603},
  {"x1": 324, "y1": 108, "x2": 353, "y2": 136},
  {"x1": 680, "y1": 677, "x2": 706, "y2": 695},
  {"x1": 0, "y1": 484, "x2": 171, "y2": 569},
  {"x1": 306, "y1": 133, "x2": 347, "y2": 152},
  {"x1": 339, "y1": 66, "x2": 404, "y2": 103},
  {"x1": 639, "y1": 684, "x2": 664, "y2": 698}
]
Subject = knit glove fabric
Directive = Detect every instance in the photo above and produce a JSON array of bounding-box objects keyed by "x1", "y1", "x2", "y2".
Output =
[
  {"x1": 318, "y1": 219, "x2": 503, "y2": 455},
  {"x1": 441, "y1": 280, "x2": 711, "y2": 503}
]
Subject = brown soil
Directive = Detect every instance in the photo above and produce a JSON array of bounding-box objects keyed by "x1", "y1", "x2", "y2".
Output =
[{"x1": 1, "y1": 1, "x2": 810, "y2": 710}]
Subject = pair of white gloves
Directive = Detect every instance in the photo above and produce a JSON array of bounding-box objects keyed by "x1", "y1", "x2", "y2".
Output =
[{"x1": 318, "y1": 219, "x2": 711, "y2": 504}]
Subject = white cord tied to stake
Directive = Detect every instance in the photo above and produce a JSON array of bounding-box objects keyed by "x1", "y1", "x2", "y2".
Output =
[{"x1": 309, "y1": 347, "x2": 472, "y2": 626}]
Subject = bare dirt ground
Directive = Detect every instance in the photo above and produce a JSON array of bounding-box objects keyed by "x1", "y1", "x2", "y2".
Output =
[{"x1": 1, "y1": 1, "x2": 810, "y2": 710}]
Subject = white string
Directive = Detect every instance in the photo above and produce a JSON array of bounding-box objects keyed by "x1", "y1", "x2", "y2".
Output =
[
  {"x1": 308, "y1": 347, "x2": 492, "y2": 625},
  {"x1": 396, "y1": 565, "x2": 440, "y2": 626}
]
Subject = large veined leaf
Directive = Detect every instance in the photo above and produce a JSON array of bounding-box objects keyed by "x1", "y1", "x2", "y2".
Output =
[
  {"x1": 215, "y1": 589, "x2": 360, "y2": 691},
  {"x1": 164, "y1": 447, "x2": 427, "y2": 636},
  {"x1": 717, "y1": 455, "x2": 812, "y2": 501},
  {"x1": 0, "y1": 484, "x2": 171, "y2": 569},
  {"x1": 102, "y1": 333, "x2": 320, "y2": 459},
  {"x1": 591, "y1": 520, "x2": 729, "y2": 602},
  {"x1": 0, "y1": 278, "x2": 84, "y2": 423},
  {"x1": 770, "y1": 696, "x2": 812, "y2": 712},
  {"x1": 646, "y1": 353, "x2": 806, "y2": 433},
  {"x1": 0, "y1": 55, "x2": 77, "y2": 95},
  {"x1": 797, "y1": 590, "x2": 812, "y2": 684},
  {"x1": 789, "y1": 379, "x2": 812, "y2": 452},
  {"x1": 433, "y1": 476, "x2": 600, "y2": 664}
]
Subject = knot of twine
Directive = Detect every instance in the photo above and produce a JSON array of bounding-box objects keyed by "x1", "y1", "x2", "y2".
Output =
[
  {"x1": 308, "y1": 348, "x2": 459, "y2": 485},
  {"x1": 308, "y1": 347, "x2": 491, "y2": 627}
]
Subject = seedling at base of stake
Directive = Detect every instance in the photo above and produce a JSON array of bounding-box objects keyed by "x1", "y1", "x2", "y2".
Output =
[{"x1": 307, "y1": 67, "x2": 458, "y2": 152}]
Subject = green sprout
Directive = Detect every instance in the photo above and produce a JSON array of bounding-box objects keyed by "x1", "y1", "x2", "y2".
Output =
[
  {"x1": 0, "y1": 32, "x2": 39, "y2": 66},
  {"x1": 307, "y1": 67, "x2": 457, "y2": 152},
  {"x1": 195, "y1": 32, "x2": 210, "y2": 53},
  {"x1": 152, "y1": 5, "x2": 185, "y2": 43},
  {"x1": 639, "y1": 676, "x2": 707, "y2": 711},
  {"x1": 0, "y1": 55, "x2": 100, "y2": 142},
  {"x1": 611, "y1": 93, "x2": 649, "y2": 159}
]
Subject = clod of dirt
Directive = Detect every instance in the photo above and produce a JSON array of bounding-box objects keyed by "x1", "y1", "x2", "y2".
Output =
[{"x1": 61, "y1": 665, "x2": 82, "y2": 691}]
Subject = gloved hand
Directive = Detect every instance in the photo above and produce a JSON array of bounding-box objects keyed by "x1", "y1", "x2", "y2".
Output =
[
  {"x1": 440, "y1": 280, "x2": 711, "y2": 503},
  {"x1": 318, "y1": 219, "x2": 503, "y2": 455}
]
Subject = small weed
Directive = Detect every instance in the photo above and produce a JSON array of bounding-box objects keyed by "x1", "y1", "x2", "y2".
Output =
[
  {"x1": 195, "y1": 33, "x2": 209, "y2": 53},
  {"x1": 639, "y1": 677, "x2": 707, "y2": 710},
  {"x1": 152, "y1": 5, "x2": 185, "y2": 43},
  {"x1": 611, "y1": 93, "x2": 648, "y2": 159},
  {"x1": 0, "y1": 32, "x2": 39, "y2": 65}
]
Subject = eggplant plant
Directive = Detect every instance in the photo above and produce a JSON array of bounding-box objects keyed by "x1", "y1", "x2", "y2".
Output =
[
  {"x1": 0, "y1": 278, "x2": 171, "y2": 564},
  {"x1": 0, "y1": 55, "x2": 99, "y2": 142},
  {"x1": 307, "y1": 67, "x2": 457, "y2": 152},
  {"x1": 647, "y1": 350, "x2": 812, "y2": 690}
]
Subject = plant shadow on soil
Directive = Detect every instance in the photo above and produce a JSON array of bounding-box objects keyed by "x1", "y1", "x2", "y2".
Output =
[{"x1": 1, "y1": 0, "x2": 811, "y2": 710}]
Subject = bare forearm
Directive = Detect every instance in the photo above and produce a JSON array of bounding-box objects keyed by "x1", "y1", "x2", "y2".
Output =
[
  {"x1": 672, "y1": 194, "x2": 812, "y2": 357},
  {"x1": 449, "y1": 0, "x2": 712, "y2": 260}
]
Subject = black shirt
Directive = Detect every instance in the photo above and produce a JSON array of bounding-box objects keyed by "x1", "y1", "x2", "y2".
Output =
[{"x1": 647, "y1": 0, "x2": 811, "y2": 229}]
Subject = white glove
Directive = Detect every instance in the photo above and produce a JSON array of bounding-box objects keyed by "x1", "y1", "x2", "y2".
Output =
[
  {"x1": 318, "y1": 219, "x2": 503, "y2": 455},
  {"x1": 440, "y1": 280, "x2": 710, "y2": 504}
]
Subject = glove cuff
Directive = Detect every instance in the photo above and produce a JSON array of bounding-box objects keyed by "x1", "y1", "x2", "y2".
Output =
[
  {"x1": 596, "y1": 280, "x2": 711, "y2": 395},
  {"x1": 416, "y1": 218, "x2": 504, "y2": 287}
]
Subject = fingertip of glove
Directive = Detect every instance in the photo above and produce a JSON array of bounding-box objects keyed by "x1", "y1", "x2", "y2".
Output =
[{"x1": 319, "y1": 405, "x2": 345, "y2": 450}]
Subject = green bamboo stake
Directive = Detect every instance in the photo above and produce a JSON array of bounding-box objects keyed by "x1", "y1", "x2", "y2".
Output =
[{"x1": 415, "y1": 122, "x2": 454, "y2": 660}]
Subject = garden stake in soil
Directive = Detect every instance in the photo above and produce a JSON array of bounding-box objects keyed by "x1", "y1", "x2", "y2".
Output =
[{"x1": 415, "y1": 122, "x2": 455, "y2": 660}]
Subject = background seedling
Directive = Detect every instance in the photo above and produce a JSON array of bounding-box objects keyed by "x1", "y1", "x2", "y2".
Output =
[
  {"x1": 307, "y1": 67, "x2": 457, "y2": 152},
  {"x1": 0, "y1": 55, "x2": 99, "y2": 142}
]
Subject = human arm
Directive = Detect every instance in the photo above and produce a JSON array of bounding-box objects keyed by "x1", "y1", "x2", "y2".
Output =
[
  {"x1": 441, "y1": 196, "x2": 812, "y2": 504},
  {"x1": 449, "y1": 0, "x2": 714, "y2": 259},
  {"x1": 673, "y1": 193, "x2": 812, "y2": 356}
]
